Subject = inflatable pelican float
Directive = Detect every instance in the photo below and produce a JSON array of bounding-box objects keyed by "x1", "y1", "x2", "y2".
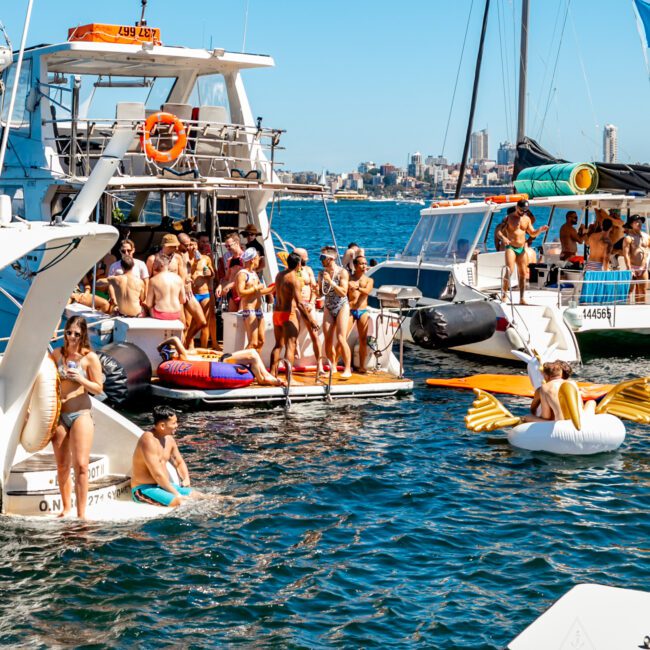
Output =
[{"x1": 465, "y1": 348, "x2": 650, "y2": 455}]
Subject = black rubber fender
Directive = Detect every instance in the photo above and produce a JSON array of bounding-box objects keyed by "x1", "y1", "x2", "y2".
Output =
[
  {"x1": 97, "y1": 342, "x2": 152, "y2": 406},
  {"x1": 410, "y1": 301, "x2": 496, "y2": 349}
]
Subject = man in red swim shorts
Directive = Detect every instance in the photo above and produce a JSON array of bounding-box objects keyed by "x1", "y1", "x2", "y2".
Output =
[{"x1": 270, "y1": 252, "x2": 320, "y2": 378}]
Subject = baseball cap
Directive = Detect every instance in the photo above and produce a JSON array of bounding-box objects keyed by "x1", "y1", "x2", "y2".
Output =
[
  {"x1": 516, "y1": 199, "x2": 529, "y2": 210},
  {"x1": 241, "y1": 247, "x2": 259, "y2": 262}
]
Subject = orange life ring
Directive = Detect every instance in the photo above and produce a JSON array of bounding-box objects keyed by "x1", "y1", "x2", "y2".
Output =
[
  {"x1": 430, "y1": 199, "x2": 470, "y2": 209},
  {"x1": 141, "y1": 111, "x2": 187, "y2": 163},
  {"x1": 485, "y1": 193, "x2": 529, "y2": 204}
]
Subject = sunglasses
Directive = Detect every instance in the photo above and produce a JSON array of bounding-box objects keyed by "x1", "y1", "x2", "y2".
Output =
[
  {"x1": 65, "y1": 330, "x2": 81, "y2": 338},
  {"x1": 120, "y1": 248, "x2": 132, "y2": 253},
  {"x1": 320, "y1": 254, "x2": 333, "y2": 263}
]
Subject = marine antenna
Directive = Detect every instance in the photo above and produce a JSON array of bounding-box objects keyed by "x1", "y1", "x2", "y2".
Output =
[{"x1": 137, "y1": 0, "x2": 148, "y2": 27}]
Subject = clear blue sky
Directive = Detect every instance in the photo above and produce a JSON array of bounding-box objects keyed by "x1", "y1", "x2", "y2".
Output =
[{"x1": 3, "y1": 1, "x2": 650, "y2": 170}]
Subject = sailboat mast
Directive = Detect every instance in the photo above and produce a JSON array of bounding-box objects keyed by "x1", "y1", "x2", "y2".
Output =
[
  {"x1": 454, "y1": 0, "x2": 491, "y2": 200},
  {"x1": 516, "y1": 0, "x2": 529, "y2": 144}
]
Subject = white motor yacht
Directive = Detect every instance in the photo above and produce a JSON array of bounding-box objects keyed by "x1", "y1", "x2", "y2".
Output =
[{"x1": 0, "y1": 19, "x2": 411, "y2": 405}]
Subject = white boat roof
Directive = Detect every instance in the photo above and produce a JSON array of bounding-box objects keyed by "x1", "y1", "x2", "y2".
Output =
[
  {"x1": 422, "y1": 193, "x2": 650, "y2": 217},
  {"x1": 23, "y1": 41, "x2": 274, "y2": 76}
]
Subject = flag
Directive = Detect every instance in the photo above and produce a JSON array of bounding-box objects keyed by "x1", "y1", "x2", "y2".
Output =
[{"x1": 634, "y1": 0, "x2": 650, "y2": 76}]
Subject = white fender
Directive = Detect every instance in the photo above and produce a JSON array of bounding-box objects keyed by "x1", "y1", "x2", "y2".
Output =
[{"x1": 20, "y1": 356, "x2": 60, "y2": 452}]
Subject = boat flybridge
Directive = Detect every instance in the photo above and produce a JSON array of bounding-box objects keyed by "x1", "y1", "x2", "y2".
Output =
[
  {"x1": 367, "y1": 193, "x2": 650, "y2": 364},
  {"x1": 0, "y1": 23, "x2": 411, "y2": 404}
]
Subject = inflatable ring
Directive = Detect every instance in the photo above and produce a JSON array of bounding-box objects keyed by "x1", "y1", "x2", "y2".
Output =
[
  {"x1": 141, "y1": 111, "x2": 187, "y2": 163},
  {"x1": 21, "y1": 356, "x2": 61, "y2": 453},
  {"x1": 158, "y1": 359, "x2": 254, "y2": 390}
]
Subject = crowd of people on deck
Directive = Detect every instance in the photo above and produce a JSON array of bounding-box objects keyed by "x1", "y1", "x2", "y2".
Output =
[
  {"x1": 69, "y1": 227, "x2": 377, "y2": 378},
  {"x1": 493, "y1": 198, "x2": 650, "y2": 304}
]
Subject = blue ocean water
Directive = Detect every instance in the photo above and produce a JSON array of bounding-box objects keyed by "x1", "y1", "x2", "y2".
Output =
[{"x1": 2, "y1": 201, "x2": 650, "y2": 648}]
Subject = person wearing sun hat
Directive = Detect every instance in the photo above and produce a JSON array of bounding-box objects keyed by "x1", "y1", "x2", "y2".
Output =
[
  {"x1": 146, "y1": 232, "x2": 183, "y2": 277},
  {"x1": 240, "y1": 223, "x2": 266, "y2": 270},
  {"x1": 623, "y1": 214, "x2": 650, "y2": 303}
]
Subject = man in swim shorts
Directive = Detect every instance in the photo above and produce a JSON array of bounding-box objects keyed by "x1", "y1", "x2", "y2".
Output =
[
  {"x1": 270, "y1": 252, "x2": 320, "y2": 378},
  {"x1": 236, "y1": 248, "x2": 274, "y2": 352},
  {"x1": 496, "y1": 199, "x2": 549, "y2": 305},
  {"x1": 347, "y1": 255, "x2": 374, "y2": 373},
  {"x1": 131, "y1": 405, "x2": 201, "y2": 507},
  {"x1": 586, "y1": 218, "x2": 614, "y2": 271},
  {"x1": 145, "y1": 256, "x2": 185, "y2": 320},
  {"x1": 622, "y1": 214, "x2": 649, "y2": 303},
  {"x1": 294, "y1": 247, "x2": 323, "y2": 375}
]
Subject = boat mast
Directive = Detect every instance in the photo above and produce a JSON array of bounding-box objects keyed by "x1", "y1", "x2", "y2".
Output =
[
  {"x1": 516, "y1": 0, "x2": 529, "y2": 144},
  {"x1": 455, "y1": 0, "x2": 491, "y2": 199},
  {"x1": 0, "y1": 0, "x2": 34, "y2": 174}
]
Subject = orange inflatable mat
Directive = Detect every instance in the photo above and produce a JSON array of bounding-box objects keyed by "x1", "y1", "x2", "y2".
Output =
[{"x1": 426, "y1": 374, "x2": 612, "y2": 400}]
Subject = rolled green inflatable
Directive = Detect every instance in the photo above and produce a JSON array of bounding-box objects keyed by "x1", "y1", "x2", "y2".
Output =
[{"x1": 514, "y1": 163, "x2": 598, "y2": 197}]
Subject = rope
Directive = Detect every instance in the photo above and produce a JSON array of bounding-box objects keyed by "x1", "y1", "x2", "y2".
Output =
[{"x1": 30, "y1": 238, "x2": 81, "y2": 276}]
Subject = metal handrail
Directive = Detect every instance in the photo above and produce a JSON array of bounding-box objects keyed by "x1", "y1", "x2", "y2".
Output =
[
  {"x1": 281, "y1": 357, "x2": 292, "y2": 410},
  {"x1": 556, "y1": 269, "x2": 649, "y2": 308},
  {"x1": 318, "y1": 355, "x2": 334, "y2": 402}
]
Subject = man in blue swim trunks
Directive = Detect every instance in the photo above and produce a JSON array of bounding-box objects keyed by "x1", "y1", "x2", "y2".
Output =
[
  {"x1": 347, "y1": 255, "x2": 374, "y2": 373},
  {"x1": 497, "y1": 199, "x2": 548, "y2": 305},
  {"x1": 131, "y1": 406, "x2": 201, "y2": 507}
]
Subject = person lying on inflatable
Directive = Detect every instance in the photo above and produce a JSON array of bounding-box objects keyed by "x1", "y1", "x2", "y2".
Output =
[
  {"x1": 465, "y1": 348, "x2": 650, "y2": 455},
  {"x1": 157, "y1": 336, "x2": 285, "y2": 387}
]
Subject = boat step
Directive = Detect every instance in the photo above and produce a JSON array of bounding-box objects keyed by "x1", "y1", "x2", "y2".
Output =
[
  {"x1": 5, "y1": 474, "x2": 131, "y2": 516},
  {"x1": 7, "y1": 453, "x2": 108, "y2": 493}
]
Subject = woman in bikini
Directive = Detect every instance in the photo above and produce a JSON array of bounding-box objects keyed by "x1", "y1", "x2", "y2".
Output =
[
  {"x1": 50, "y1": 315, "x2": 103, "y2": 519},
  {"x1": 318, "y1": 246, "x2": 352, "y2": 378}
]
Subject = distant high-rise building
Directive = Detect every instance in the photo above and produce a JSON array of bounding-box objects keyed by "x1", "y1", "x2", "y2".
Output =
[
  {"x1": 408, "y1": 152, "x2": 424, "y2": 178},
  {"x1": 470, "y1": 129, "x2": 489, "y2": 162},
  {"x1": 497, "y1": 141, "x2": 516, "y2": 165},
  {"x1": 603, "y1": 124, "x2": 618, "y2": 163}
]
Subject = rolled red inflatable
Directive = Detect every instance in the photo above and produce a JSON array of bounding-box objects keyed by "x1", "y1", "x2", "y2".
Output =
[{"x1": 158, "y1": 360, "x2": 254, "y2": 389}]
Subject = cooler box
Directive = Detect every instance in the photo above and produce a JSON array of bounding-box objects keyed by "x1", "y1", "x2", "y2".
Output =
[{"x1": 112, "y1": 317, "x2": 183, "y2": 375}]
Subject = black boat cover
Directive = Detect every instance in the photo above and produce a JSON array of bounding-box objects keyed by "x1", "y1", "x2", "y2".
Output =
[{"x1": 514, "y1": 136, "x2": 650, "y2": 195}]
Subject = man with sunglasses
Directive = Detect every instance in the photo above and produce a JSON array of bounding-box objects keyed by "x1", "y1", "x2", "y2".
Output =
[
  {"x1": 108, "y1": 238, "x2": 149, "y2": 292},
  {"x1": 347, "y1": 256, "x2": 374, "y2": 373},
  {"x1": 496, "y1": 199, "x2": 548, "y2": 304}
]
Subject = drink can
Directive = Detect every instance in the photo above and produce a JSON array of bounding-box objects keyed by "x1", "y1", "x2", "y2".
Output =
[
  {"x1": 67, "y1": 361, "x2": 78, "y2": 370},
  {"x1": 315, "y1": 297, "x2": 324, "y2": 310}
]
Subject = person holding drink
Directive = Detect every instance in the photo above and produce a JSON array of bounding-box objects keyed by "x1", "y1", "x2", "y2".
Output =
[{"x1": 50, "y1": 315, "x2": 103, "y2": 519}]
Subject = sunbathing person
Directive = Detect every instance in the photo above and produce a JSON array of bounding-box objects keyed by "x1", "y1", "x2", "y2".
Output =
[
  {"x1": 157, "y1": 336, "x2": 284, "y2": 386},
  {"x1": 131, "y1": 405, "x2": 202, "y2": 508}
]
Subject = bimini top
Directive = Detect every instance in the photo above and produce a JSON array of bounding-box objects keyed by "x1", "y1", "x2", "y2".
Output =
[{"x1": 19, "y1": 40, "x2": 274, "y2": 77}]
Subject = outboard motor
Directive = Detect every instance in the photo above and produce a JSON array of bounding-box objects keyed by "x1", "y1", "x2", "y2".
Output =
[
  {"x1": 97, "y1": 342, "x2": 151, "y2": 406},
  {"x1": 410, "y1": 301, "x2": 496, "y2": 349}
]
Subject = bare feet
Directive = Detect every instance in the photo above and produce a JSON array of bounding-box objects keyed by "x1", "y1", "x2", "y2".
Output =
[
  {"x1": 356, "y1": 368, "x2": 368, "y2": 374},
  {"x1": 340, "y1": 370, "x2": 352, "y2": 379},
  {"x1": 520, "y1": 298, "x2": 529, "y2": 306},
  {"x1": 57, "y1": 509, "x2": 71, "y2": 518}
]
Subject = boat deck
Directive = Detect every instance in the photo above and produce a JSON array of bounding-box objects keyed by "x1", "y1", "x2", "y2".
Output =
[{"x1": 151, "y1": 370, "x2": 413, "y2": 406}]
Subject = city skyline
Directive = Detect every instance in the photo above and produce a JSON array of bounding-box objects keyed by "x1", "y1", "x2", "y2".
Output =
[{"x1": 2, "y1": 1, "x2": 649, "y2": 170}]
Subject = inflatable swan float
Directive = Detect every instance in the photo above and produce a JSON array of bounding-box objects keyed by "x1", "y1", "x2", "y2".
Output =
[{"x1": 465, "y1": 348, "x2": 650, "y2": 455}]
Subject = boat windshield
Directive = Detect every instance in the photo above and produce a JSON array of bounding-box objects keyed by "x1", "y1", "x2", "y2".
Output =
[{"x1": 402, "y1": 211, "x2": 486, "y2": 263}]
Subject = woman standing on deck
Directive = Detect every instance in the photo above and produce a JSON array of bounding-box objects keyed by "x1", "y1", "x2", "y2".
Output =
[{"x1": 50, "y1": 316, "x2": 103, "y2": 519}]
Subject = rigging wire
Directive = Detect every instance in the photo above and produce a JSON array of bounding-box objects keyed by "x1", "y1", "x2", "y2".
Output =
[
  {"x1": 568, "y1": 5, "x2": 599, "y2": 160},
  {"x1": 538, "y1": 0, "x2": 571, "y2": 140},
  {"x1": 434, "y1": 0, "x2": 475, "y2": 196},
  {"x1": 495, "y1": 0, "x2": 512, "y2": 142},
  {"x1": 242, "y1": 0, "x2": 250, "y2": 52}
]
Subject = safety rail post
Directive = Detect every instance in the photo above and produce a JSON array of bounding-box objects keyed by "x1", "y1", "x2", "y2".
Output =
[
  {"x1": 281, "y1": 357, "x2": 292, "y2": 410},
  {"x1": 319, "y1": 355, "x2": 334, "y2": 402}
]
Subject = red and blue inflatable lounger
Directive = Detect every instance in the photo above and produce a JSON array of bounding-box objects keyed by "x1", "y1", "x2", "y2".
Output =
[{"x1": 158, "y1": 360, "x2": 255, "y2": 389}]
